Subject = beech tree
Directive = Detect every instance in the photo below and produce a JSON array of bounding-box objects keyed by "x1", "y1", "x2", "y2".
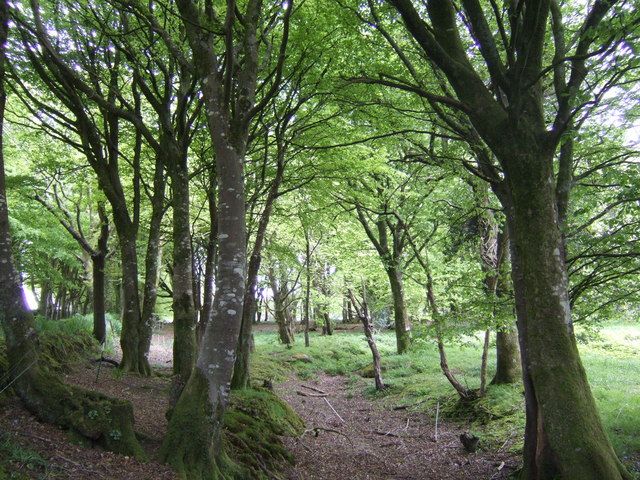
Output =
[
  {"x1": 0, "y1": 0, "x2": 144, "y2": 458},
  {"x1": 156, "y1": 0, "x2": 293, "y2": 476},
  {"x1": 362, "y1": 0, "x2": 639, "y2": 477}
]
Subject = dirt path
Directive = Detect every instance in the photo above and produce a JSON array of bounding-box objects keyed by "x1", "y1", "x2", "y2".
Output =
[
  {"x1": 1, "y1": 325, "x2": 520, "y2": 479},
  {"x1": 277, "y1": 374, "x2": 519, "y2": 480}
]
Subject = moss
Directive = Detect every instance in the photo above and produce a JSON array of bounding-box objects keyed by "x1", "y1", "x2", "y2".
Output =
[
  {"x1": 438, "y1": 383, "x2": 525, "y2": 453},
  {"x1": 38, "y1": 331, "x2": 97, "y2": 373},
  {"x1": 160, "y1": 369, "x2": 250, "y2": 480},
  {"x1": 224, "y1": 387, "x2": 304, "y2": 476},
  {"x1": 29, "y1": 369, "x2": 146, "y2": 459}
]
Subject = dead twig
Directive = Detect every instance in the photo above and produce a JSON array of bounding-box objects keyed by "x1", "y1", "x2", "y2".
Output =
[
  {"x1": 323, "y1": 396, "x2": 345, "y2": 424},
  {"x1": 304, "y1": 427, "x2": 353, "y2": 447},
  {"x1": 380, "y1": 441, "x2": 402, "y2": 448},
  {"x1": 392, "y1": 399, "x2": 428, "y2": 410},
  {"x1": 54, "y1": 454, "x2": 105, "y2": 477}
]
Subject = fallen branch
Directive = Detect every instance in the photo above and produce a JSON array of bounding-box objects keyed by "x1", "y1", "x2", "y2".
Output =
[
  {"x1": 92, "y1": 357, "x2": 119, "y2": 367},
  {"x1": 368, "y1": 430, "x2": 399, "y2": 437},
  {"x1": 54, "y1": 454, "x2": 105, "y2": 477},
  {"x1": 392, "y1": 399, "x2": 428, "y2": 410},
  {"x1": 380, "y1": 441, "x2": 402, "y2": 448},
  {"x1": 296, "y1": 390, "x2": 327, "y2": 397},
  {"x1": 301, "y1": 384, "x2": 326, "y2": 394},
  {"x1": 304, "y1": 427, "x2": 353, "y2": 446}
]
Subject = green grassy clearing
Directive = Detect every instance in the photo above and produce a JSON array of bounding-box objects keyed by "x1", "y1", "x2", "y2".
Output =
[{"x1": 252, "y1": 323, "x2": 640, "y2": 476}]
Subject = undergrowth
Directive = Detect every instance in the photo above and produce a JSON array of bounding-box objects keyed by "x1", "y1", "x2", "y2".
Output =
[
  {"x1": 253, "y1": 323, "x2": 640, "y2": 476},
  {"x1": 0, "y1": 431, "x2": 56, "y2": 480}
]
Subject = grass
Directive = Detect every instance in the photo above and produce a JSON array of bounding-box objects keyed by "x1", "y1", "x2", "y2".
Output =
[
  {"x1": 0, "y1": 431, "x2": 57, "y2": 479},
  {"x1": 252, "y1": 322, "x2": 640, "y2": 476},
  {"x1": 578, "y1": 324, "x2": 640, "y2": 467}
]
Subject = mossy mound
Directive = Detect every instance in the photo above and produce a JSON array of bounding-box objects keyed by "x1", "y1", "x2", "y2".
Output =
[
  {"x1": 39, "y1": 331, "x2": 98, "y2": 372},
  {"x1": 286, "y1": 352, "x2": 313, "y2": 363},
  {"x1": 224, "y1": 387, "x2": 305, "y2": 477},
  {"x1": 360, "y1": 362, "x2": 386, "y2": 378},
  {"x1": 439, "y1": 383, "x2": 525, "y2": 453}
]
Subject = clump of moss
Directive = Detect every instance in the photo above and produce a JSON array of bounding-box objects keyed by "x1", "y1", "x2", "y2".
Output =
[
  {"x1": 439, "y1": 383, "x2": 525, "y2": 453},
  {"x1": 224, "y1": 387, "x2": 304, "y2": 477}
]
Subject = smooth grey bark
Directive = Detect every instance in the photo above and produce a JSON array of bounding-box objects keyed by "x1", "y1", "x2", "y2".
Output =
[{"x1": 159, "y1": 0, "x2": 292, "y2": 474}]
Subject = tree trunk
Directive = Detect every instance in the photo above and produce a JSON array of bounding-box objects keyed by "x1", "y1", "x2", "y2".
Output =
[
  {"x1": 92, "y1": 252, "x2": 107, "y2": 344},
  {"x1": 502, "y1": 157, "x2": 629, "y2": 480},
  {"x1": 140, "y1": 156, "x2": 167, "y2": 367},
  {"x1": 474, "y1": 182, "x2": 522, "y2": 385},
  {"x1": 170, "y1": 149, "x2": 197, "y2": 381},
  {"x1": 386, "y1": 267, "x2": 411, "y2": 354},
  {"x1": 160, "y1": 141, "x2": 247, "y2": 478},
  {"x1": 117, "y1": 233, "x2": 150, "y2": 375},
  {"x1": 91, "y1": 203, "x2": 109, "y2": 344},
  {"x1": 491, "y1": 325, "x2": 521, "y2": 385},
  {"x1": 198, "y1": 171, "x2": 217, "y2": 341},
  {"x1": 348, "y1": 289, "x2": 385, "y2": 391}
]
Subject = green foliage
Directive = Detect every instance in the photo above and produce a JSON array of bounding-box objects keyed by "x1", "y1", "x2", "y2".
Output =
[{"x1": 579, "y1": 325, "x2": 640, "y2": 466}]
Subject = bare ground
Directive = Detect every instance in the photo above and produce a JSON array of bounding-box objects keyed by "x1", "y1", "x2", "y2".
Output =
[
  {"x1": 277, "y1": 374, "x2": 519, "y2": 480},
  {"x1": 0, "y1": 326, "x2": 521, "y2": 479}
]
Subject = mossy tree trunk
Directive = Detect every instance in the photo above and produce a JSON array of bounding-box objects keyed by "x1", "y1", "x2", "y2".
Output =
[
  {"x1": 474, "y1": 181, "x2": 522, "y2": 384},
  {"x1": 0, "y1": 15, "x2": 143, "y2": 457},
  {"x1": 168, "y1": 140, "x2": 197, "y2": 382},
  {"x1": 492, "y1": 325, "x2": 521, "y2": 385},
  {"x1": 354, "y1": 206, "x2": 411, "y2": 354},
  {"x1": 160, "y1": 0, "x2": 293, "y2": 473},
  {"x1": 268, "y1": 267, "x2": 296, "y2": 346},
  {"x1": 386, "y1": 0, "x2": 630, "y2": 476}
]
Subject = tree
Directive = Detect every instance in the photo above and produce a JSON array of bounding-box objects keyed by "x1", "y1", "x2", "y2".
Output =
[
  {"x1": 0, "y1": 0, "x2": 144, "y2": 458},
  {"x1": 157, "y1": 0, "x2": 293, "y2": 476},
  {"x1": 367, "y1": 0, "x2": 638, "y2": 477},
  {"x1": 35, "y1": 190, "x2": 110, "y2": 344},
  {"x1": 8, "y1": 1, "x2": 168, "y2": 374}
]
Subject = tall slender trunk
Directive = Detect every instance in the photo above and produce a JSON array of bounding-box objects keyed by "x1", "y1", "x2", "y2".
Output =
[
  {"x1": 198, "y1": 170, "x2": 217, "y2": 339},
  {"x1": 140, "y1": 156, "x2": 166, "y2": 365},
  {"x1": 170, "y1": 150, "x2": 197, "y2": 381},
  {"x1": 386, "y1": 267, "x2": 411, "y2": 354}
]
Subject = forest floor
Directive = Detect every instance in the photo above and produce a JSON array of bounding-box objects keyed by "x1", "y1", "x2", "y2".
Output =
[{"x1": 0, "y1": 324, "x2": 520, "y2": 479}]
